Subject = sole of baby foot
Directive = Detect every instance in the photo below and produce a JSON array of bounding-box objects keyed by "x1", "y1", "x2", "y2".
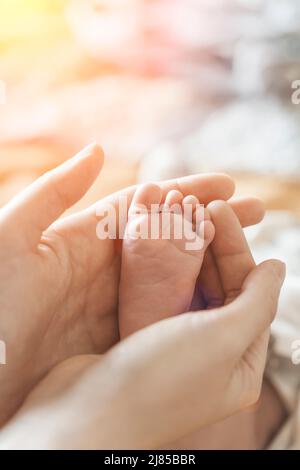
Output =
[{"x1": 119, "y1": 183, "x2": 214, "y2": 338}]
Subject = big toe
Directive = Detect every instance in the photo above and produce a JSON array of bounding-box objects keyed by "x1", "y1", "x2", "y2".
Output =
[{"x1": 129, "y1": 183, "x2": 162, "y2": 216}]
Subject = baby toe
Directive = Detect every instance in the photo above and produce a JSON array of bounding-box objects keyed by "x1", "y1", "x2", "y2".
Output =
[
  {"x1": 129, "y1": 183, "x2": 162, "y2": 216},
  {"x1": 164, "y1": 190, "x2": 183, "y2": 214},
  {"x1": 182, "y1": 194, "x2": 199, "y2": 208},
  {"x1": 182, "y1": 195, "x2": 200, "y2": 223}
]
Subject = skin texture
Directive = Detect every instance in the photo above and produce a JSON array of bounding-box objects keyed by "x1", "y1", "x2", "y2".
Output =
[
  {"x1": 0, "y1": 258, "x2": 285, "y2": 450},
  {"x1": 169, "y1": 202, "x2": 288, "y2": 450},
  {"x1": 119, "y1": 184, "x2": 215, "y2": 337},
  {"x1": 119, "y1": 195, "x2": 288, "y2": 450},
  {"x1": 0, "y1": 144, "x2": 265, "y2": 426},
  {"x1": 0, "y1": 144, "x2": 285, "y2": 449}
]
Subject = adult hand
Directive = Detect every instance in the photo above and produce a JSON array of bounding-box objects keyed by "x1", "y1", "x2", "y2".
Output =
[
  {"x1": 169, "y1": 201, "x2": 288, "y2": 450},
  {"x1": 0, "y1": 143, "x2": 263, "y2": 425},
  {"x1": 0, "y1": 200, "x2": 285, "y2": 449}
]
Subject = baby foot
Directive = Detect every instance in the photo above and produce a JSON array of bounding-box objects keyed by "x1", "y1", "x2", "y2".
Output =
[{"x1": 119, "y1": 183, "x2": 215, "y2": 338}]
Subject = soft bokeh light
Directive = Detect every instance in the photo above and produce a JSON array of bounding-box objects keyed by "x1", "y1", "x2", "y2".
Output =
[
  {"x1": 0, "y1": 0, "x2": 66, "y2": 40},
  {"x1": 0, "y1": 0, "x2": 299, "y2": 215}
]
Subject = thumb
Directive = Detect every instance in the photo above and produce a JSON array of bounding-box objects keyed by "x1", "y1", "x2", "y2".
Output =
[
  {"x1": 1, "y1": 143, "x2": 104, "y2": 249},
  {"x1": 220, "y1": 259, "x2": 286, "y2": 354}
]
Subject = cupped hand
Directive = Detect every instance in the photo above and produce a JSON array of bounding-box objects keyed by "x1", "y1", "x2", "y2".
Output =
[
  {"x1": 0, "y1": 258, "x2": 285, "y2": 449},
  {"x1": 0, "y1": 144, "x2": 264, "y2": 425}
]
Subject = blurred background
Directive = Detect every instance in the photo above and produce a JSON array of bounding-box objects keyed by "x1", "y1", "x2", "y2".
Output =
[{"x1": 0, "y1": 0, "x2": 300, "y2": 215}]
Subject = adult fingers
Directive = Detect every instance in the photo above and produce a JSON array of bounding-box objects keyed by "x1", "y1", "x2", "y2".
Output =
[
  {"x1": 207, "y1": 200, "x2": 256, "y2": 303},
  {"x1": 228, "y1": 196, "x2": 265, "y2": 228},
  {"x1": 142, "y1": 173, "x2": 236, "y2": 207},
  {"x1": 197, "y1": 248, "x2": 224, "y2": 309},
  {"x1": 195, "y1": 197, "x2": 265, "y2": 309},
  {"x1": 57, "y1": 179, "x2": 263, "y2": 262},
  {"x1": 52, "y1": 172, "x2": 236, "y2": 259},
  {"x1": 100, "y1": 187, "x2": 264, "y2": 230},
  {"x1": 88, "y1": 173, "x2": 236, "y2": 223},
  {"x1": 218, "y1": 259, "x2": 286, "y2": 354}
]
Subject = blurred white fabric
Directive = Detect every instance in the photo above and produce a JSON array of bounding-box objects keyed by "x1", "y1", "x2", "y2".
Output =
[
  {"x1": 69, "y1": 0, "x2": 300, "y2": 95},
  {"x1": 140, "y1": 98, "x2": 300, "y2": 180}
]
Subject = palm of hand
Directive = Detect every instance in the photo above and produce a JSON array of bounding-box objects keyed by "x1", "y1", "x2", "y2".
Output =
[
  {"x1": 0, "y1": 221, "x2": 124, "y2": 424},
  {"x1": 0, "y1": 144, "x2": 267, "y2": 438}
]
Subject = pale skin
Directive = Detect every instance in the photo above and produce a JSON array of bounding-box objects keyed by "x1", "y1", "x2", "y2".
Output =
[
  {"x1": 119, "y1": 184, "x2": 216, "y2": 337},
  {"x1": 0, "y1": 144, "x2": 286, "y2": 448},
  {"x1": 0, "y1": 259, "x2": 285, "y2": 449},
  {"x1": 168, "y1": 201, "x2": 288, "y2": 450}
]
